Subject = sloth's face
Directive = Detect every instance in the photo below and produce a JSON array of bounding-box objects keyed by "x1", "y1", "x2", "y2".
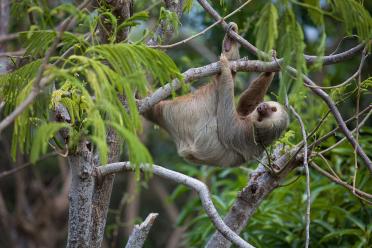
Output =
[
  {"x1": 253, "y1": 101, "x2": 289, "y2": 129},
  {"x1": 256, "y1": 102, "x2": 278, "y2": 122}
]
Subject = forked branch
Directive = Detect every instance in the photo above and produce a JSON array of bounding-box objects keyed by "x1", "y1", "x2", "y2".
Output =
[{"x1": 96, "y1": 162, "x2": 255, "y2": 248}]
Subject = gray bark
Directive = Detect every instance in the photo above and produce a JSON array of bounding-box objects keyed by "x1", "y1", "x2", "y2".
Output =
[
  {"x1": 125, "y1": 213, "x2": 158, "y2": 248},
  {"x1": 90, "y1": 128, "x2": 121, "y2": 248},
  {"x1": 67, "y1": 142, "x2": 97, "y2": 248}
]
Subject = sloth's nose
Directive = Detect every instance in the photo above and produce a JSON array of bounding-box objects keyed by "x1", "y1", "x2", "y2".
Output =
[{"x1": 257, "y1": 103, "x2": 269, "y2": 115}]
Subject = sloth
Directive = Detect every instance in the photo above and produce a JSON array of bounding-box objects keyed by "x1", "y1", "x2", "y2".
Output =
[{"x1": 145, "y1": 23, "x2": 289, "y2": 167}]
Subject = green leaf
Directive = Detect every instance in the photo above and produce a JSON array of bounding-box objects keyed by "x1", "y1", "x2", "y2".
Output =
[
  {"x1": 110, "y1": 122, "x2": 152, "y2": 178},
  {"x1": 330, "y1": 0, "x2": 372, "y2": 41},
  {"x1": 320, "y1": 229, "x2": 363, "y2": 243},
  {"x1": 303, "y1": 0, "x2": 324, "y2": 25},
  {"x1": 255, "y1": 3, "x2": 279, "y2": 54},
  {"x1": 183, "y1": 0, "x2": 193, "y2": 13}
]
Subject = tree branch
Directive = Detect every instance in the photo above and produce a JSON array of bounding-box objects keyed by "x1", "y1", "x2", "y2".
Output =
[
  {"x1": 289, "y1": 106, "x2": 311, "y2": 248},
  {"x1": 138, "y1": 39, "x2": 364, "y2": 114},
  {"x1": 96, "y1": 162, "x2": 255, "y2": 248},
  {"x1": 125, "y1": 213, "x2": 158, "y2": 248},
  {"x1": 310, "y1": 162, "x2": 372, "y2": 203},
  {"x1": 295, "y1": 70, "x2": 372, "y2": 173},
  {"x1": 206, "y1": 147, "x2": 302, "y2": 247},
  {"x1": 196, "y1": 0, "x2": 365, "y2": 63}
]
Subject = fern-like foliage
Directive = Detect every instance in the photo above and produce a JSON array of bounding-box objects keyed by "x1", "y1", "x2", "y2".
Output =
[
  {"x1": 183, "y1": 0, "x2": 194, "y2": 13},
  {"x1": 1, "y1": 33, "x2": 181, "y2": 166},
  {"x1": 277, "y1": 8, "x2": 307, "y2": 102},
  {"x1": 20, "y1": 30, "x2": 88, "y2": 57},
  {"x1": 330, "y1": 0, "x2": 372, "y2": 41},
  {"x1": 255, "y1": 3, "x2": 279, "y2": 55},
  {"x1": 88, "y1": 44, "x2": 182, "y2": 85},
  {"x1": 304, "y1": 0, "x2": 324, "y2": 26},
  {"x1": 0, "y1": 60, "x2": 41, "y2": 114},
  {"x1": 41, "y1": 45, "x2": 179, "y2": 165}
]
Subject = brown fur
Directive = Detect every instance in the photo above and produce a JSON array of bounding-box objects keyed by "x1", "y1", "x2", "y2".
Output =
[{"x1": 144, "y1": 23, "x2": 289, "y2": 167}]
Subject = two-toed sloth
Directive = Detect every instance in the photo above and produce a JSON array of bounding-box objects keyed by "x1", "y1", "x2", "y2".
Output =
[{"x1": 145, "y1": 23, "x2": 289, "y2": 167}]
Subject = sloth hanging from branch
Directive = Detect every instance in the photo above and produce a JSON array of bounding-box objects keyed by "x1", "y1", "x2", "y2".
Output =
[{"x1": 145, "y1": 23, "x2": 289, "y2": 167}]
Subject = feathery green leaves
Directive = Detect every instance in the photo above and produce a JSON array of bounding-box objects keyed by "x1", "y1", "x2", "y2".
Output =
[
  {"x1": 255, "y1": 3, "x2": 279, "y2": 54},
  {"x1": 0, "y1": 60, "x2": 41, "y2": 113},
  {"x1": 330, "y1": 0, "x2": 372, "y2": 41},
  {"x1": 87, "y1": 44, "x2": 182, "y2": 85},
  {"x1": 303, "y1": 0, "x2": 324, "y2": 26},
  {"x1": 277, "y1": 9, "x2": 307, "y2": 103},
  {"x1": 3, "y1": 39, "x2": 180, "y2": 166},
  {"x1": 183, "y1": 0, "x2": 194, "y2": 13},
  {"x1": 20, "y1": 30, "x2": 87, "y2": 57}
]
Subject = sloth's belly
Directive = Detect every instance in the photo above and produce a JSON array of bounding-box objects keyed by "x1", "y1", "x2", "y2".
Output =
[{"x1": 175, "y1": 118, "x2": 244, "y2": 167}]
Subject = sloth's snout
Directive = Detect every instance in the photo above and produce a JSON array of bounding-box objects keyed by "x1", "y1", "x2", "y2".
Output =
[{"x1": 257, "y1": 103, "x2": 269, "y2": 116}]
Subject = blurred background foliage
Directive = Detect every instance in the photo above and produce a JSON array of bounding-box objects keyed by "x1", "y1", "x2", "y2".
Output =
[{"x1": 0, "y1": 0, "x2": 371, "y2": 247}]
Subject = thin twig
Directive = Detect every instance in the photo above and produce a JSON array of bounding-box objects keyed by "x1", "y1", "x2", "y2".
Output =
[
  {"x1": 196, "y1": 0, "x2": 366, "y2": 63},
  {"x1": 329, "y1": 35, "x2": 359, "y2": 55},
  {"x1": 0, "y1": 33, "x2": 18, "y2": 43},
  {"x1": 0, "y1": 152, "x2": 57, "y2": 180},
  {"x1": 306, "y1": 49, "x2": 368, "y2": 89},
  {"x1": 352, "y1": 47, "x2": 368, "y2": 193},
  {"x1": 315, "y1": 153, "x2": 341, "y2": 179},
  {"x1": 290, "y1": 106, "x2": 311, "y2": 248},
  {"x1": 96, "y1": 162, "x2": 255, "y2": 248},
  {"x1": 316, "y1": 109, "x2": 372, "y2": 155},
  {"x1": 309, "y1": 105, "x2": 372, "y2": 149},
  {"x1": 288, "y1": 68, "x2": 372, "y2": 173},
  {"x1": 310, "y1": 162, "x2": 372, "y2": 204},
  {"x1": 0, "y1": 50, "x2": 25, "y2": 57},
  {"x1": 149, "y1": 0, "x2": 253, "y2": 49}
]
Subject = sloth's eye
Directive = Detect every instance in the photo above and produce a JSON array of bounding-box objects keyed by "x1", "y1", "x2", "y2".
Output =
[{"x1": 271, "y1": 107, "x2": 277, "y2": 112}]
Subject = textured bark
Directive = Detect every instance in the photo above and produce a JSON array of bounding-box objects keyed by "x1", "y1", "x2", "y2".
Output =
[
  {"x1": 90, "y1": 128, "x2": 121, "y2": 248},
  {"x1": 125, "y1": 213, "x2": 158, "y2": 248},
  {"x1": 147, "y1": 0, "x2": 184, "y2": 46},
  {"x1": 67, "y1": 142, "x2": 96, "y2": 248},
  {"x1": 97, "y1": 0, "x2": 133, "y2": 43}
]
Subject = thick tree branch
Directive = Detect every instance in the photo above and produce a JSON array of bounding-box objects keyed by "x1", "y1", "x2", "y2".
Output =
[
  {"x1": 125, "y1": 213, "x2": 158, "y2": 248},
  {"x1": 138, "y1": 40, "x2": 363, "y2": 114},
  {"x1": 206, "y1": 147, "x2": 302, "y2": 247},
  {"x1": 67, "y1": 141, "x2": 97, "y2": 248},
  {"x1": 96, "y1": 162, "x2": 255, "y2": 248}
]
